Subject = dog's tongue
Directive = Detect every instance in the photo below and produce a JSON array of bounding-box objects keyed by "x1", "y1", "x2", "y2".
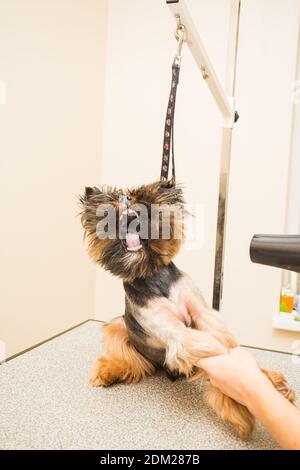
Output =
[{"x1": 125, "y1": 233, "x2": 142, "y2": 251}]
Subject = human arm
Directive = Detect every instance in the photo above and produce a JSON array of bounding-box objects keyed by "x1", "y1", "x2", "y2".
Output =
[{"x1": 198, "y1": 347, "x2": 300, "y2": 450}]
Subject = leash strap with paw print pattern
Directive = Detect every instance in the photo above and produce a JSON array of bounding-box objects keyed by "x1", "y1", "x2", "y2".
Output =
[{"x1": 160, "y1": 22, "x2": 186, "y2": 183}]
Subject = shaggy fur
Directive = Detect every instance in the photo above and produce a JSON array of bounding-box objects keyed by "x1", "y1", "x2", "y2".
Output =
[
  {"x1": 80, "y1": 180, "x2": 184, "y2": 281},
  {"x1": 80, "y1": 179, "x2": 295, "y2": 439}
]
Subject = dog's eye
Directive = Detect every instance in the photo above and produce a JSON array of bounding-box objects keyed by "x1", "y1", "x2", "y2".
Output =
[{"x1": 119, "y1": 195, "x2": 132, "y2": 204}]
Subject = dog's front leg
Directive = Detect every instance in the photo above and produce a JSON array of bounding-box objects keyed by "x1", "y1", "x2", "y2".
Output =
[
  {"x1": 138, "y1": 305, "x2": 228, "y2": 376},
  {"x1": 178, "y1": 274, "x2": 237, "y2": 348},
  {"x1": 181, "y1": 323, "x2": 255, "y2": 439}
]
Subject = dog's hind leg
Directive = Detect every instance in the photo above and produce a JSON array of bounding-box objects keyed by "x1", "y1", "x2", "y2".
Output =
[
  {"x1": 90, "y1": 317, "x2": 155, "y2": 387},
  {"x1": 205, "y1": 384, "x2": 255, "y2": 439},
  {"x1": 261, "y1": 368, "x2": 295, "y2": 403},
  {"x1": 204, "y1": 369, "x2": 295, "y2": 439}
]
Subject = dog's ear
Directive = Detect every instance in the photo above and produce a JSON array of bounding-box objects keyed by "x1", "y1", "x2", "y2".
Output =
[
  {"x1": 84, "y1": 186, "x2": 107, "y2": 201},
  {"x1": 79, "y1": 186, "x2": 101, "y2": 206},
  {"x1": 81, "y1": 185, "x2": 120, "y2": 205},
  {"x1": 85, "y1": 187, "x2": 96, "y2": 200}
]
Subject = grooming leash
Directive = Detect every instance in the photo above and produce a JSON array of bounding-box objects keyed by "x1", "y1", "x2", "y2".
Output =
[{"x1": 160, "y1": 20, "x2": 187, "y2": 183}]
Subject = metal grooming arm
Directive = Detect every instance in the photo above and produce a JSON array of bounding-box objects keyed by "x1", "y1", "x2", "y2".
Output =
[
  {"x1": 166, "y1": 0, "x2": 241, "y2": 309},
  {"x1": 166, "y1": 0, "x2": 237, "y2": 126}
]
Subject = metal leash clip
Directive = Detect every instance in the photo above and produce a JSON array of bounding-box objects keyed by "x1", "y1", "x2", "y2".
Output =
[{"x1": 173, "y1": 16, "x2": 187, "y2": 66}]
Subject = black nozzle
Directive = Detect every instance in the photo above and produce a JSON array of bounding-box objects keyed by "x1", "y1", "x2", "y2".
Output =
[{"x1": 250, "y1": 234, "x2": 300, "y2": 273}]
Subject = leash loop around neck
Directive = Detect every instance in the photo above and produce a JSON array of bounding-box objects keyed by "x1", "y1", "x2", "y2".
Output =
[{"x1": 160, "y1": 21, "x2": 186, "y2": 184}]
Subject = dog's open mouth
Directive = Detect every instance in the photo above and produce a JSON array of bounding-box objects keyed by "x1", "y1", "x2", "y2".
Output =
[
  {"x1": 120, "y1": 209, "x2": 143, "y2": 252},
  {"x1": 125, "y1": 232, "x2": 142, "y2": 252}
]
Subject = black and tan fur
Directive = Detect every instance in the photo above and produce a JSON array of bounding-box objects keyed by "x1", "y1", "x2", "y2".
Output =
[{"x1": 80, "y1": 180, "x2": 295, "y2": 439}]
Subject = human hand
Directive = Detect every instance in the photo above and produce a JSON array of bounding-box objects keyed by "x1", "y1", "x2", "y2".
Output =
[
  {"x1": 199, "y1": 347, "x2": 300, "y2": 450},
  {"x1": 198, "y1": 347, "x2": 271, "y2": 406}
]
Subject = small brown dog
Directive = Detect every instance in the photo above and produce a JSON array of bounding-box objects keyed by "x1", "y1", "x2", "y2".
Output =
[{"x1": 80, "y1": 179, "x2": 295, "y2": 439}]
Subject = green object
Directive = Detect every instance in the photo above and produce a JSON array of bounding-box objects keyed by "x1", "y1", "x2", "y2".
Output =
[
  {"x1": 294, "y1": 315, "x2": 300, "y2": 322},
  {"x1": 280, "y1": 303, "x2": 287, "y2": 312}
]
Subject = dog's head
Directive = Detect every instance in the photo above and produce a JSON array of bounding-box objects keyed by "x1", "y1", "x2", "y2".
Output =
[{"x1": 79, "y1": 180, "x2": 185, "y2": 281}]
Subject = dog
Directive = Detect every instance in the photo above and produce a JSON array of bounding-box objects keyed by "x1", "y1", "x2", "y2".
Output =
[{"x1": 80, "y1": 179, "x2": 295, "y2": 439}]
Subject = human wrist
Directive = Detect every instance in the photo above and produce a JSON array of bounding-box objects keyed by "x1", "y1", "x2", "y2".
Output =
[{"x1": 241, "y1": 373, "x2": 274, "y2": 413}]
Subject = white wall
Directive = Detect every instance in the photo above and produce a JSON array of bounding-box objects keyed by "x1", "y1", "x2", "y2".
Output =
[
  {"x1": 95, "y1": 0, "x2": 232, "y2": 320},
  {"x1": 0, "y1": 0, "x2": 107, "y2": 358},
  {"x1": 222, "y1": 0, "x2": 300, "y2": 352}
]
